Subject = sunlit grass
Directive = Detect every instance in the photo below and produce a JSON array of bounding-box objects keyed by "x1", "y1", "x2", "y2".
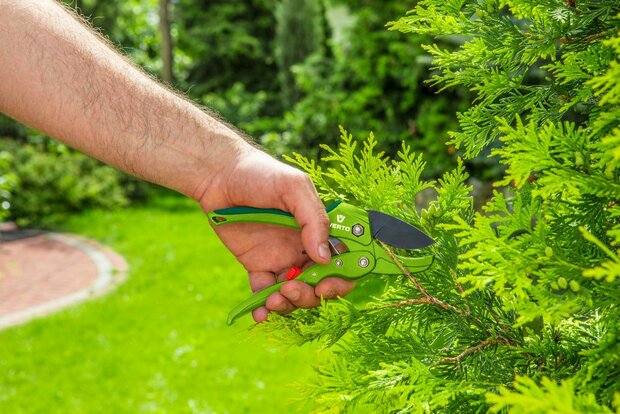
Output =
[{"x1": 0, "y1": 192, "x2": 318, "y2": 413}]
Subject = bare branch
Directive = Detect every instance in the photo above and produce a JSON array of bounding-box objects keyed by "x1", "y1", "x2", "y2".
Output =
[
  {"x1": 559, "y1": 30, "x2": 611, "y2": 44},
  {"x1": 370, "y1": 297, "x2": 435, "y2": 311},
  {"x1": 434, "y1": 338, "x2": 510, "y2": 366},
  {"x1": 379, "y1": 242, "x2": 467, "y2": 317}
]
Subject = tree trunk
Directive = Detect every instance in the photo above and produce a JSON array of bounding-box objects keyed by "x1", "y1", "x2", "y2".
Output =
[{"x1": 159, "y1": 0, "x2": 173, "y2": 84}]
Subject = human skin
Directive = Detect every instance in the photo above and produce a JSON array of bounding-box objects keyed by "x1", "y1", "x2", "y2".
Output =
[{"x1": 0, "y1": 0, "x2": 354, "y2": 322}]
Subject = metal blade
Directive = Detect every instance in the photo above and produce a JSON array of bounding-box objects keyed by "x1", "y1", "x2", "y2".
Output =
[
  {"x1": 328, "y1": 237, "x2": 349, "y2": 255},
  {"x1": 368, "y1": 210, "x2": 435, "y2": 249}
]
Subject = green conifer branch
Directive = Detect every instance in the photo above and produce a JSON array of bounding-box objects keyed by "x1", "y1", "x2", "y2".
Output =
[{"x1": 379, "y1": 241, "x2": 468, "y2": 317}]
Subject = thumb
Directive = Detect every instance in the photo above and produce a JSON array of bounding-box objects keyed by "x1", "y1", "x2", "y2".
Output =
[{"x1": 283, "y1": 174, "x2": 331, "y2": 264}]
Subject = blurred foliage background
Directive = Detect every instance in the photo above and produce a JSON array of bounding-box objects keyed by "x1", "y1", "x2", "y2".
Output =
[{"x1": 0, "y1": 0, "x2": 488, "y2": 226}]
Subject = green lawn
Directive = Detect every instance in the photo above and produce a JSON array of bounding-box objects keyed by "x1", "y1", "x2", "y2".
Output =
[{"x1": 0, "y1": 194, "x2": 320, "y2": 413}]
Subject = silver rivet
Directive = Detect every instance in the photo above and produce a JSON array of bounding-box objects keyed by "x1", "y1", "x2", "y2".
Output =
[
  {"x1": 358, "y1": 257, "x2": 369, "y2": 268},
  {"x1": 352, "y1": 224, "x2": 364, "y2": 237},
  {"x1": 335, "y1": 259, "x2": 343, "y2": 267}
]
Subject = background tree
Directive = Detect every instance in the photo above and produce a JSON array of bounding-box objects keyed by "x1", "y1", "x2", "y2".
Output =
[
  {"x1": 175, "y1": 0, "x2": 279, "y2": 100},
  {"x1": 274, "y1": 0, "x2": 325, "y2": 107}
]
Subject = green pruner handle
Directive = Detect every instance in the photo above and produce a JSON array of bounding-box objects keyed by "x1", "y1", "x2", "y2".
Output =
[
  {"x1": 227, "y1": 282, "x2": 286, "y2": 325},
  {"x1": 207, "y1": 201, "x2": 343, "y2": 229},
  {"x1": 227, "y1": 251, "x2": 372, "y2": 325},
  {"x1": 208, "y1": 206, "x2": 300, "y2": 229}
]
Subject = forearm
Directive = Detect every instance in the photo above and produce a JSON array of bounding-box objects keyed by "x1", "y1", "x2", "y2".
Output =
[{"x1": 0, "y1": 0, "x2": 250, "y2": 199}]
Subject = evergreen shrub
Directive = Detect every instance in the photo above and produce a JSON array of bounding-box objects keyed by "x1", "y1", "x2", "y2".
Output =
[{"x1": 261, "y1": 1, "x2": 620, "y2": 412}]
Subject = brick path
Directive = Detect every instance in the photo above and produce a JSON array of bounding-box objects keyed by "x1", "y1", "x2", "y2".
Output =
[{"x1": 0, "y1": 230, "x2": 127, "y2": 329}]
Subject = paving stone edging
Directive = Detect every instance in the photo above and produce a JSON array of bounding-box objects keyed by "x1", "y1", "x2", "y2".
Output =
[{"x1": 0, "y1": 233, "x2": 127, "y2": 330}]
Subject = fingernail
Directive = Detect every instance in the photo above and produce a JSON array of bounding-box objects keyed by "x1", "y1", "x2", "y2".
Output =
[
  {"x1": 319, "y1": 243, "x2": 331, "y2": 261},
  {"x1": 288, "y1": 289, "x2": 300, "y2": 301}
]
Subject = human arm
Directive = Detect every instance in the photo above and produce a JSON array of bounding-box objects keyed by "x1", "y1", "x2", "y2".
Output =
[{"x1": 0, "y1": 0, "x2": 355, "y2": 322}]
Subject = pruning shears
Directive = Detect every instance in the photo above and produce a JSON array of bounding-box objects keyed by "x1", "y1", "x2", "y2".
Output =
[{"x1": 207, "y1": 201, "x2": 435, "y2": 325}]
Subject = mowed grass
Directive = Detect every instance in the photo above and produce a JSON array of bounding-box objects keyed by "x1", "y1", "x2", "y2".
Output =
[{"x1": 0, "y1": 194, "x2": 320, "y2": 413}]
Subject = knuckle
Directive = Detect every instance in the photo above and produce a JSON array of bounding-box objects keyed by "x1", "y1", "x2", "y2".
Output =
[
  {"x1": 284, "y1": 170, "x2": 311, "y2": 188},
  {"x1": 316, "y1": 212, "x2": 330, "y2": 228},
  {"x1": 301, "y1": 173, "x2": 314, "y2": 186},
  {"x1": 268, "y1": 297, "x2": 285, "y2": 311},
  {"x1": 277, "y1": 170, "x2": 306, "y2": 197},
  {"x1": 294, "y1": 171, "x2": 312, "y2": 187}
]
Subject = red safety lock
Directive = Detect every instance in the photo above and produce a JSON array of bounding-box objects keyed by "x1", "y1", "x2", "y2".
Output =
[{"x1": 285, "y1": 265, "x2": 303, "y2": 280}]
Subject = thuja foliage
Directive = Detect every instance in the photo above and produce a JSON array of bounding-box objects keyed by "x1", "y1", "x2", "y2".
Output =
[{"x1": 259, "y1": 1, "x2": 620, "y2": 412}]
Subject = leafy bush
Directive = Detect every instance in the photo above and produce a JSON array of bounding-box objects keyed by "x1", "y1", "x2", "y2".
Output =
[
  {"x1": 202, "y1": 82, "x2": 273, "y2": 137},
  {"x1": 0, "y1": 139, "x2": 130, "y2": 227},
  {"x1": 259, "y1": 1, "x2": 620, "y2": 411},
  {"x1": 263, "y1": 1, "x2": 468, "y2": 177}
]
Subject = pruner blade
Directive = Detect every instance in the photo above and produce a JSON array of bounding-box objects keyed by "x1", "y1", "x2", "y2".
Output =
[{"x1": 368, "y1": 210, "x2": 434, "y2": 250}]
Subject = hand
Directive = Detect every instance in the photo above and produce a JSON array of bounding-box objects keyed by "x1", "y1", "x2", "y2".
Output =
[{"x1": 199, "y1": 147, "x2": 356, "y2": 323}]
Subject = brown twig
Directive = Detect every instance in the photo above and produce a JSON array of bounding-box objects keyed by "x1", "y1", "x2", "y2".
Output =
[
  {"x1": 379, "y1": 242, "x2": 466, "y2": 317},
  {"x1": 434, "y1": 337, "x2": 510, "y2": 366},
  {"x1": 393, "y1": 297, "x2": 435, "y2": 307},
  {"x1": 559, "y1": 31, "x2": 611, "y2": 44},
  {"x1": 452, "y1": 272, "x2": 465, "y2": 294},
  {"x1": 449, "y1": 269, "x2": 471, "y2": 316},
  {"x1": 379, "y1": 241, "x2": 430, "y2": 295},
  {"x1": 370, "y1": 297, "x2": 435, "y2": 311}
]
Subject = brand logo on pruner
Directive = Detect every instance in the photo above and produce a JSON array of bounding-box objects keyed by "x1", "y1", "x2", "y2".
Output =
[{"x1": 331, "y1": 214, "x2": 350, "y2": 231}]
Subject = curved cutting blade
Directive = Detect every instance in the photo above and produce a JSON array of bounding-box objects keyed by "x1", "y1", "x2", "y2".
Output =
[{"x1": 368, "y1": 210, "x2": 434, "y2": 249}]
